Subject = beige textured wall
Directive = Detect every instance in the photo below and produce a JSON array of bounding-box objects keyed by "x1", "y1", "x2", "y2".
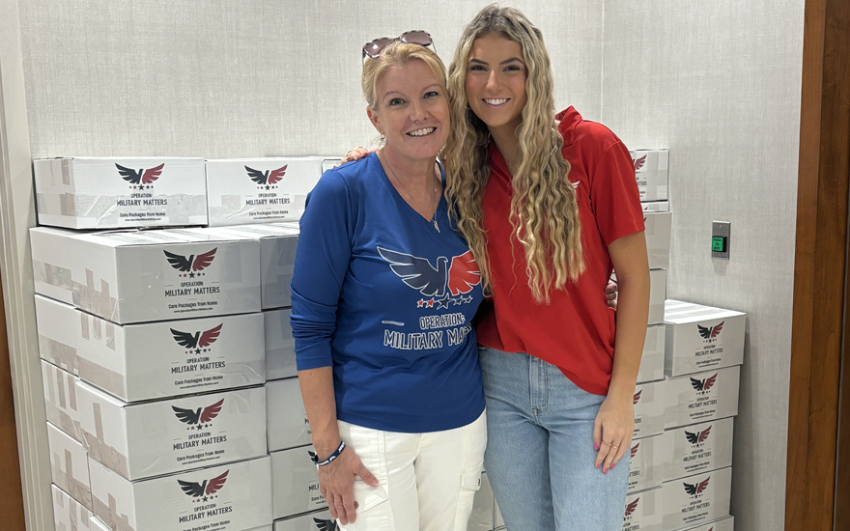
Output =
[
  {"x1": 600, "y1": 1, "x2": 803, "y2": 530},
  {"x1": 19, "y1": 0, "x2": 604, "y2": 159}
]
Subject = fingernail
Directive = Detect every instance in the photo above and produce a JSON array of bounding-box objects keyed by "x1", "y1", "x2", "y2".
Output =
[
  {"x1": 594, "y1": 443, "x2": 599, "y2": 450},
  {"x1": 611, "y1": 463, "x2": 616, "y2": 470},
  {"x1": 596, "y1": 462, "x2": 600, "y2": 468},
  {"x1": 603, "y1": 468, "x2": 608, "y2": 474}
]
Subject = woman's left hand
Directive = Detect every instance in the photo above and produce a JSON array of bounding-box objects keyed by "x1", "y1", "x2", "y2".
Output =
[{"x1": 593, "y1": 393, "x2": 635, "y2": 474}]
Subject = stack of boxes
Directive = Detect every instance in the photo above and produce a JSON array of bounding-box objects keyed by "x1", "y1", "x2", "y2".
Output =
[
  {"x1": 621, "y1": 150, "x2": 672, "y2": 531},
  {"x1": 31, "y1": 157, "x2": 330, "y2": 531},
  {"x1": 621, "y1": 151, "x2": 742, "y2": 531}
]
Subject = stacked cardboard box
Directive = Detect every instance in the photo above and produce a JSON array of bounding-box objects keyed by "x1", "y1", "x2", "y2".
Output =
[
  {"x1": 33, "y1": 157, "x2": 208, "y2": 230},
  {"x1": 205, "y1": 158, "x2": 326, "y2": 227}
]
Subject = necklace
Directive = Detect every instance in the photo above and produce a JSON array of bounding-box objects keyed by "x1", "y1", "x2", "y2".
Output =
[{"x1": 380, "y1": 152, "x2": 441, "y2": 233}]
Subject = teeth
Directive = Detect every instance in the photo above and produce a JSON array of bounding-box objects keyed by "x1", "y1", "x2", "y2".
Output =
[
  {"x1": 484, "y1": 98, "x2": 509, "y2": 105},
  {"x1": 408, "y1": 128, "x2": 435, "y2": 137}
]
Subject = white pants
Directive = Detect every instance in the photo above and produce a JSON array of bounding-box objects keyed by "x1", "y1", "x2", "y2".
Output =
[{"x1": 337, "y1": 412, "x2": 487, "y2": 531}]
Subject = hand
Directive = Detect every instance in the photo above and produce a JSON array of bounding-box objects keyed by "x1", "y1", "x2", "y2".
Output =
[
  {"x1": 593, "y1": 393, "x2": 634, "y2": 474},
  {"x1": 341, "y1": 147, "x2": 372, "y2": 164},
  {"x1": 318, "y1": 445, "x2": 379, "y2": 525},
  {"x1": 606, "y1": 280, "x2": 618, "y2": 310}
]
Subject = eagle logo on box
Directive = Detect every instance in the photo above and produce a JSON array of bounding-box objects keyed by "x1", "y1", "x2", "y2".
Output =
[
  {"x1": 698, "y1": 321, "x2": 724, "y2": 342},
  {"x1": 683, "y1": 477, "x2": 710, "y2": 497},
  {"x1": 115, "y1": 162, "x2": 164, "y2": 190},
  {"x1": 632, "y1": 155, "x2": 647, "y2": 172},
  {"x1": 624, "y1": 498, "x2": 640, "y2": 517},
  {"x1": 171, "y1": 323, "x2": 223, "y2": 355},
  {"x1": 246, "y1": 164, "x2": 287, "y2": 190},
  {"x1": 690, "y1": 373, "x2": 718, "y2": 393},
  {"x1": 314, "y1": 517, "x2": 340, "y2": 531},
  {"x1": 685, "y1": 425, "x2": 712, "y2": 445},
  {"x1": 164, "y1": 248, "x2": 217, "y2": 278},
  {"x1": 172, "y1": 398, "x2": 224, "y2": 430},
  {"x1": 178, "y1": 469, "x2": 228, "y2": 503}
]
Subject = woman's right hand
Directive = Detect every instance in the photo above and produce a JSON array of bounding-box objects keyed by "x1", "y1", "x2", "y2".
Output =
[
  {"x1": 318, "y1": 445, "x2": 379, "y2": 525},
  {"x1": 341, "y1": 147, "x2": 372, "y2": 164}
]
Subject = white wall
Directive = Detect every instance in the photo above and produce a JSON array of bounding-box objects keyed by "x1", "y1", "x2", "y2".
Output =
[
  {"x1": 18, "y1": 0, "x2": 604, "y2": 158},
  {"x1": 600, "y1": 1, "x2": 804, "y2": 530}
]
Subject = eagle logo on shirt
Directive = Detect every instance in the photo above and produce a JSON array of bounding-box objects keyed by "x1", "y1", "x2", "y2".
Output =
[{"x1": 378, "y1": 247, "x2": 480, "y2": 307}]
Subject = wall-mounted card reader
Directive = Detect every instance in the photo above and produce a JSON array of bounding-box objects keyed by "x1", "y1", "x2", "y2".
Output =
[{"x1": 712, "y1": 221, "x2": 731, "y2": 260}]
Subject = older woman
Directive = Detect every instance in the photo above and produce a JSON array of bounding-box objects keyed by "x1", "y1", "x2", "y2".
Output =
[{"x1": 290, "y1": 38, "x2": 487, "y2": 531}]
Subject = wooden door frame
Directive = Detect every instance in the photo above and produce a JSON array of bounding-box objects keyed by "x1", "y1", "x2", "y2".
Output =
[
  {"x1": 0, "y1": 0, "x2": 53, "y2": 529},
  {"x1": 786, "y1": 0, "x2": 850, "y2": 529}
]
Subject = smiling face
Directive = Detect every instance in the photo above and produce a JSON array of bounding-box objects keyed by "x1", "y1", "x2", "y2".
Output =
[
  {"x1": 367, "y1": 59, "x2": 450, "y2": 164},
  {"x1": 464, "y1": 33, "x2": 528, "y2": 137}
]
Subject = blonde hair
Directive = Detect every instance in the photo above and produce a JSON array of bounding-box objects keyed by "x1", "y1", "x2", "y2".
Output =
[
  {"x1": 443, "y1": 5, "x2": 584, "y2": 303},
  {"x1": 362, "y1": 41, "x2": 448, "y2": 111}
]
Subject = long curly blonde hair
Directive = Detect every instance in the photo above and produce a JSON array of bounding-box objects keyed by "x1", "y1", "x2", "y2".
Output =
[{"x1": 443, "y1": 5, "x2": 584, "y2": 303}]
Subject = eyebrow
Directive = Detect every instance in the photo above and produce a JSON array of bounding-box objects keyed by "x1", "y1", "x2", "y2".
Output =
[{"x1": 469, "y1": 57, "x2": 524, "y2": 66}]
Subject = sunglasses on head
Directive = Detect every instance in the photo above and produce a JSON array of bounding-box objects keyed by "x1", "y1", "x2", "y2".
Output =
[{"x1": 362, "y1": 30, "x2": 435, "y2": 59}]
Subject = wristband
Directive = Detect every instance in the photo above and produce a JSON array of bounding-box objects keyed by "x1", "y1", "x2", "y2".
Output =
[{"x1": 312, "y1": 440, "x2": 346, "y2": 467}]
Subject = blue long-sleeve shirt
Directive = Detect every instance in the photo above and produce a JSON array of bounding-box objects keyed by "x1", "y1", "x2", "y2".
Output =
[{"x1": 290, "y1": 153, "x2": 485, "y2": 433}]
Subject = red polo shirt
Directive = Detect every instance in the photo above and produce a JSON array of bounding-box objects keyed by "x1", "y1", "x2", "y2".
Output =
[{"x1": 475, "y1": 107, "x2": 644, "y2": 395}]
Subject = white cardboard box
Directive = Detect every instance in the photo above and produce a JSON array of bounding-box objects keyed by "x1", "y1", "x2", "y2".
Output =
[
  {"x1": 469, "y1": 472, "x2": 494, "y2": 531},
  {"x1": 679, "y1": 515, "x2": 734, "y2": 531},
  {"x1": 76, "y1": 382, "x2": 267, "y2": 480},
  {"x1": 637, "y1": 325, "x2": 666, "y2": 384},
  {"x1": 31, "y1": 226, "x2": 75, "y2": 305},
  {"x1": 322, "y1": 158, "x2": 342, "y2": 173},
  {"x1": 185, "y1": 224, "x2": 299, "y2": 309},
  {"x1": 664, "y1": 305, "x2": 746, "y2": 377},
  {"x1": 649, "y1": 270, "x2": 667, "y2": 325},
  {"x1": 42, "y1": 360, "x2": 83, "y2": 443},
  {"x1": 622, "y1": 486, "x2": 662, "y2": 531},
  {"x1": 273, "y1": 510, "x2": 333, "y2": 531},
  {"x1": 627, "y1": 433, "x2": 671, "y2": 494},
  {"x1": 270, "y1": 445, "x2": 328, "y2": 519},
  {"x1": 48, "y1": 422, "x2": 93, "y2": 510},
  {"x1": 205, "y1": 157, "x2": 323, "y2": 226},
  {"x1": 53, "y1": 484, "x2": 95, "y2": 531},
  {"x1": 661, "y1": 467, "x2": 731, "y2": 530},
  {"x1": 634, "y1": 379, "x2": 666, "y2": 439},
  {"x1": 267, "y1": 378, "x2": 311, "y2": 452},
  {"x1": 641, "y1": 201, "x2": 669, "y2": 213},
  {"x1": 89, "y1": 455, "x2": 272, "y2": 531},
  {"x1": 30, "y1": 227, "x2": 261, "y2": 324},
  {"x1": 667, "y1": 417, "x2": 734, "y2": 482},
  {"x1": 34, "y1": 157, "x2": 208, "y2": 230},
  {"x1": 630, "y1": 150, "x2": 668, "y2": 202},
  {"x1": 644, "y1": 212, "x2": 671, "y2": 270},
  {"x1": 36, "y1": 295, "x2": 265, "y2": 402},
  {"x1": 266, "y1": 308, "x2": 296, "y2": 380},
  {"x1": 664, "y1": 366, "x2": 740, "y2": 430}
]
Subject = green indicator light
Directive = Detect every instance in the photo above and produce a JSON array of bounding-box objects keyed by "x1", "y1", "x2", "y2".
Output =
[{"x1": 712, "y1": 237, "x2": 726, "y2": 252}]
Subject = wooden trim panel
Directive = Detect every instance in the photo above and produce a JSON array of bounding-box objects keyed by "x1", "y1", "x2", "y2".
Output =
[{"x1": 787, "y1": 0, "x2": 850, "y2": 529}]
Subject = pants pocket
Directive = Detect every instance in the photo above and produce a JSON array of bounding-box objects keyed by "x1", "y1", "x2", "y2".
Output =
[{"x1": 461, "y1": 466, "x2": 482, "y2": 492}]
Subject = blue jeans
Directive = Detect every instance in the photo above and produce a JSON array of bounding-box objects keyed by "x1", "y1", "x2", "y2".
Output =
[{"x1": 480, "y1": 347, "x2": 629, "y2": 531}]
